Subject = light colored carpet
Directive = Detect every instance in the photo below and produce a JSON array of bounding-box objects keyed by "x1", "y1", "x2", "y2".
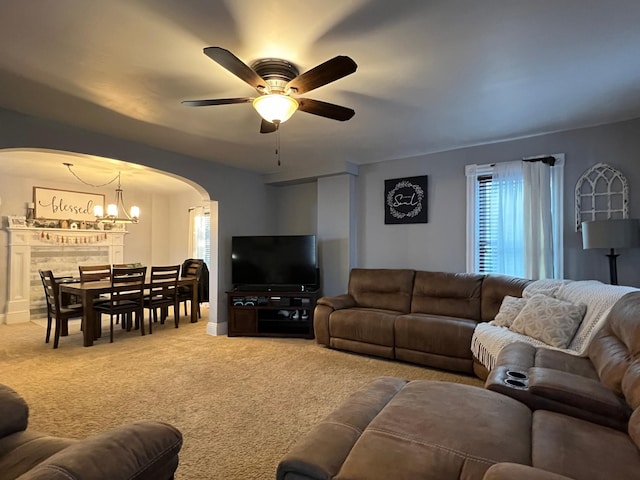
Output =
[{"x1": 0, "y1": 312, "x2": 482, "y2": 479}]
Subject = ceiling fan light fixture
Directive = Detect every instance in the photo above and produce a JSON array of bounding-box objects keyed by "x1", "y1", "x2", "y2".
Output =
[{"x1": 252, "y1": 94, "x2": 298, "y2": 124}]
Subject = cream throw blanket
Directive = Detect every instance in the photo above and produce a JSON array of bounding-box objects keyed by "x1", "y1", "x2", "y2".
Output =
[{"x1": 471, "y1": 279, "x2": 637, "y2": 371}]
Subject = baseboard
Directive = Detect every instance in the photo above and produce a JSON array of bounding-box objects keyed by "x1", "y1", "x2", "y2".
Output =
[{"x1": 206, "y1": 321, "x2": 228, "y2": 336}]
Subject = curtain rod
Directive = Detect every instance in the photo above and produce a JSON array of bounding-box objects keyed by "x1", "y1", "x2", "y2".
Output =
[
  {"x1": 489, "y1": 155, "x2": 556, "y2": 167},
  {"x1": 523, "y1": 155, "x2": 556, "y2": 166}
]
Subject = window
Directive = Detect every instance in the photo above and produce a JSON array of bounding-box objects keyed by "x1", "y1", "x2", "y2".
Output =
[
  {"x1": 466, "y1": 155, "x2": 564, "y2": 279},
  {"x1": 189, "y1": 206, "x2": 210, "y2": 267}
]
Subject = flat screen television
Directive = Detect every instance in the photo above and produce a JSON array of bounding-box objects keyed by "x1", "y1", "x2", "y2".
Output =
[{"x1": 231, "y1": 235, "x2": 319, "y2": 291}]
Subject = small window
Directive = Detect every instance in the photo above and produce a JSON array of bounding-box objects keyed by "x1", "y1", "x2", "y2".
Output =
[
  {"x1": 189, "y1": 206, "x2": 210, "y2": 266},
  {"x1": 466, "y1": 155, "x2": 564, "y2": 279}
]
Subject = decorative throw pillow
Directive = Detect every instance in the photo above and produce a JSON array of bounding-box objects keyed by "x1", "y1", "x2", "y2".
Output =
[
  {"x1": 510, "y1": 294, "x2": 587, "y2": 348},
  {"x1": 492, "y1": 296, "x2": 527, "y2": 328}
]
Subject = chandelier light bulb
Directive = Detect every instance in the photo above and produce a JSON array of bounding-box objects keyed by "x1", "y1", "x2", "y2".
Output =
[
  {"x1": 107, "y1": 204, "x2": 118, "y2": 217},
  {"x1": 130, "y1": 205, "x2": 140, "y2": 219},
  {"x1": 94, "y1": 205, "x2": 104, "y2": 218}
]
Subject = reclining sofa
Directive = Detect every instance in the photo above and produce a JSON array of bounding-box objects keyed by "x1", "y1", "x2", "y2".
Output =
[
  {"x1": 0, "y1": 383, "x2": 182, "y2": 480},
  {"x1": 314, "y1": 268, "x2": 530, "y2": 374},
  {"x1": 277, "y1": 291, "x2": 640, "y2": 480}
]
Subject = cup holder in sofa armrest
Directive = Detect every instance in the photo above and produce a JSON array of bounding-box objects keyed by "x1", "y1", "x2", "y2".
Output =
[
  {"x1": 505, "y1": 370, "x2": 528, "y2": 380},
  {"x1": 503, "y1": 377, "x2": 528, "y2": 390},
  {"x1": 485, "y1": 366, "x2": 530, "y2": 393},
  {"x1": 502, "y1": 369, "x2": 529, "y2": 389}
]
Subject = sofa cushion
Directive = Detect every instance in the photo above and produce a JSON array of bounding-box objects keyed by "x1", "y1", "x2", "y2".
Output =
[
  {"x1": 532, "y1": 348, "x2": 599, "y2": 380},
  {"x1": 333, "y1": 381, "x2": 532, "y2": 480},
  {"x1": 277, "y1": 377, "x2": 406, "y2": 480},
  {"x1": 493, "y1": 296, "x2": 527, "y2": 328},
  {"x1": 483, "y1": 463, "x2": 573, "y2": 480},
  {"x1": 410, "y1": 271, "x2": 483, "y2": 320},
  {"x1": 348, "y1": 268, "x2": 415, "y2": 313},
  {"x1": 510, "y1": 294, "x2": 586, "y2": 348},
  {"x1": 480, "y1": 275, "x2": 531, "y2": 321},
  {"x1": 531, "y1": 410, "x2": 640, "y2": 480},
  {"x1": 630, "y1": 408, "x2": 640, "y2": 451},
  {"x1": 329, "y1": 308, "x2": 397, "y2": 347},
  {"x1": 395, "y1": 313, "x2": 477, "y2": 359}
]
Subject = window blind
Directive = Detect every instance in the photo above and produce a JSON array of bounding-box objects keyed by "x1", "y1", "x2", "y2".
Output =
[{"x1": 477, "y1": 174, "x2": 497, "y2": 273}]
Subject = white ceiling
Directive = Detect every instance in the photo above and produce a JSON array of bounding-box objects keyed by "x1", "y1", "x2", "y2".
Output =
[{"x1": 1, "y1": 0, "x2": 639, "y2": 178}]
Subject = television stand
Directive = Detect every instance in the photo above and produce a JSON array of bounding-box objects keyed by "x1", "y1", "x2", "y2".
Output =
[
  {"x1": 234, "y1": 284, "x2": 311, "y2": 292},
  {"x1": 226, "y1": 289, "x2": 320, "y2": 338}
]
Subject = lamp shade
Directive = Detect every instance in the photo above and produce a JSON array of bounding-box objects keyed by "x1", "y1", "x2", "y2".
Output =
[
  {"x1": 581, "y1": 219, "x2": 640, "y2": 249},
  {"x1": 252, "y1": 94, "x2": 298, "y2": 124}
]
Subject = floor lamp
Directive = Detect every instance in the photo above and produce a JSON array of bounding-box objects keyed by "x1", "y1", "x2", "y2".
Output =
[{"x1": 581, "y1": 219, "x2": 640, "y2": 285}]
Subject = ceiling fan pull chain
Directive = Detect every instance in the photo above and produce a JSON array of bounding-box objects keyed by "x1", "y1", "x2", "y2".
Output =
[{"x1": 275, "y1": 127, "x2": 281, "y2": 166}]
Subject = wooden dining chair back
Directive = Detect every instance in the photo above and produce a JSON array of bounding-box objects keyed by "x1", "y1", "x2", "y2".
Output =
[
  {"x1": 178, "y1": 259, "x2": 204, "y2": 319},
  {"x1": 79, "y1": 264, "x2": 112, "y2": 283},
  {"x1": 93, "y1": 266, "x2": 147, "y2": 343},
  {"x1": 39, "y1": 270, "x2": 84, "y2": 349},
  {"x1": 144, "y1": 265, "x2": 181, "y2": 332}
]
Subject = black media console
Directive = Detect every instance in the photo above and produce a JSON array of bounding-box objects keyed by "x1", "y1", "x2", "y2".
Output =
[{"x1": 226, "y1": 289, "x2": 320, "y2": 338}]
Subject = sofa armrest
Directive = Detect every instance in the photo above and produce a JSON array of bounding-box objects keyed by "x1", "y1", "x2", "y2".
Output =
[
  {"x1": 314, "y1": 295, "x2": 357, "y2": 345},
  {"x1": 317, "y1": 294, "x2": 356, "y2": 310},
  {"x1": 483, "y1": 463, "x2": 574, "y2": 480},
  {"x1": 0, "y1": 384, "x2": 29, "y2": 437},
  {"x1": 494, "y1": 342, "x2": 537, "y2": 370},
  {"x1": 17, "y1": 421, "x2": 182, "y2": 480},
  {"x1": 528, "y1": 367, "x2": 629, "y2": 421}
]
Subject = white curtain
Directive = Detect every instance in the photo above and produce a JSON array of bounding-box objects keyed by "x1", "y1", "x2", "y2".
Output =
[
  {"x1": 493, "y1": 160, "x2": 525, "y2": 277},
  {"x1": 188, "y1": 206, "x2": 207, "y2": 260},
  {"x1": 523, "y1": 161, "x2": 553, "y2": 279}
]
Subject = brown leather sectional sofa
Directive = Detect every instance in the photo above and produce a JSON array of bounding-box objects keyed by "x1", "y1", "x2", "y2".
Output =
[
  {"x1": 0, "y1": 384, "x2": 182, "y2": 480},
  {"x1": 314, "y1": 268, "x2": 530, "y2": 373},
  {"x1": 278, "y1": 291, "x2": 640, "y2": 479},
  {"x1": 485, "y1": 289, "x2": 640, "y2": 432}
]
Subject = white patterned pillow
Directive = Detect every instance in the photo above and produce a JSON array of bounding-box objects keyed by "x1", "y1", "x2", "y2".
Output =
[
  {"x1": 492, "y1": 296, "x2": 527, "y2": 328},
  {"x1": 510, "y1": 294, "x2": 587, "y2": 348}
]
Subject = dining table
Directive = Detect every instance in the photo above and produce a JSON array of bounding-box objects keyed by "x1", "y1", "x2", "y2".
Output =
[{"x1": 59, "y1": 276, "x2": 198, "y2": 347}]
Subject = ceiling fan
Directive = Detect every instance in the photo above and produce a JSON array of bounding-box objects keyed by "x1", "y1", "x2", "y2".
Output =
[{"x1": 182, "y1": 47, "x2": 357, "y2": 134}]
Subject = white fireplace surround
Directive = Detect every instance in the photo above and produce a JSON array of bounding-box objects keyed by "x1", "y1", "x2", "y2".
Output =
[{"x1": 5, "y1": 226, "x2": 126, "y2": 324}]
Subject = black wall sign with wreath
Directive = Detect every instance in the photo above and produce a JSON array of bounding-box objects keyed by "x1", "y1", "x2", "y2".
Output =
[{"x1": 384, "y1": 175, "x2": 428, "y2": 224}]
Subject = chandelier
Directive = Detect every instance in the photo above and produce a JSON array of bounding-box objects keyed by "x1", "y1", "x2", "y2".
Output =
[{"x1": 64, "y1": 163, "x2": 140, "y2": 224}]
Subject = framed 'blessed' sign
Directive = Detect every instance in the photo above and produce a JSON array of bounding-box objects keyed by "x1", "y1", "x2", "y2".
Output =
[
  {"x1": 34, "y1": 187, "x2": 104, "y2": 222},
  {"x1": 384, "y1": 175, "x2": 428, "y2": 224}
]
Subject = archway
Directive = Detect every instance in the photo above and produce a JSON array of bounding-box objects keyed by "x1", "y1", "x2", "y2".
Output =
[{"x1": 0, "y1": 148, "x2": 220, "y2": 333}]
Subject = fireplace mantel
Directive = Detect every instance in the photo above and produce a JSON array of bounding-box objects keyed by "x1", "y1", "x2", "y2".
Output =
[{"x1": 4, "y1": 226, "x2": 126, "y2": 324}]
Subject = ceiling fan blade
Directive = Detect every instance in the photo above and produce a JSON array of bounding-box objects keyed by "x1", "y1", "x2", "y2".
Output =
[
  {"x1": 286, "y1": 56, "x2": 357, "y2": 95},
  {"x1": 298, "y1": 98, "x2": 355, "y2": 121},
  {"x1": 203, "y1": 47, "x2": 267, "y2": 92},
  {"x1": 181, "y1": 98, "x2": 252, "y2": 107},
  {"x1": 260, "y1": 119, "x2": 278, "y2": 134}
]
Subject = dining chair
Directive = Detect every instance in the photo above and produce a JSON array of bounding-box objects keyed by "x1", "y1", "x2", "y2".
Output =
[
  {"x1": 93, "y1": 266, "x2": 147, "y2": 343},
  {"x1": 78, "y1": 263, "x2": 117, "y2": 331},
  {"x1": 178, "y1": 259, "x2": 204, "y2": 319},
  {"x1": 143, "y1": 265, "x2": 181, "y2": 332},
  {"x1": 39, "y1": 270, "x2": 84, "y2": 349},
  {"x1": 78, "y1": 264, "x2": 112, "y2": 282}
]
